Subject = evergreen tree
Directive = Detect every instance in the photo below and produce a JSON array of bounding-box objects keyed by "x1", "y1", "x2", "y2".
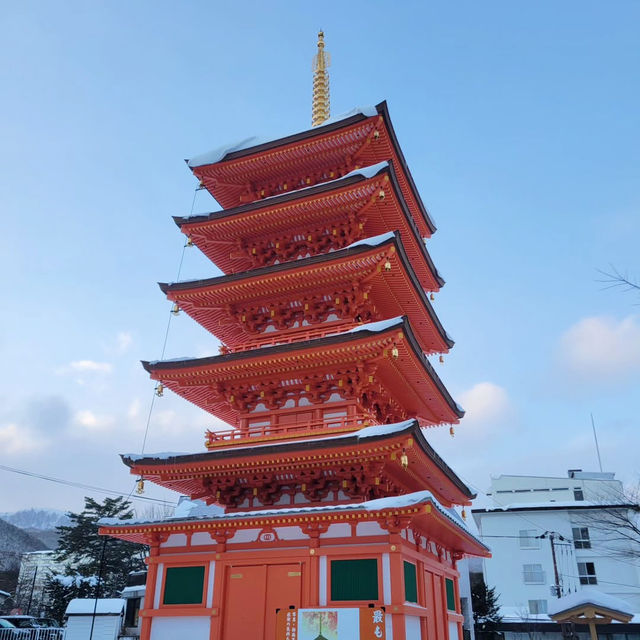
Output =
[
  {"x1": 471, "y1": 575, "x2": 502, "y2": 629},
  {"x1": 44, "y1": 496, "x2": 147, "y2": 621}
]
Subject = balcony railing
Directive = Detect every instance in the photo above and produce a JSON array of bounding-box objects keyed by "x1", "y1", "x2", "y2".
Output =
[
  {"x1": 221, "y1": 321, "x2": 353, "y2": 354},
  {"x1": 205, "y1": 415, "x2": 370, "y2": 449}
]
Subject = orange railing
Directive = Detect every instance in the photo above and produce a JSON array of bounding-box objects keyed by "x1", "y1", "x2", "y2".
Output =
[
  {"x1": 222, "y1": 321, "x2": 353, "y2": 353},
  {"x1": 205, "y1": 415, "x2": 371, "y2": 449}
]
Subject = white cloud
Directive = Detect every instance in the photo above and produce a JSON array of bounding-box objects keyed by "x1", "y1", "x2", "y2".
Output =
[
  {"x1": 127, "y1": 398, "x2": 141, "y2": 420},
  {"x1": 458, "y1": 382, "x2": 511, "y2": 426},
  {"x1": 56, "y1": 360, "x2": 113, "y2": 375},
  {"x1": 0, "y1": 423, "x2": 45, "y2": 454},
  {"x1": 73, "y1": 410, "x2": 114, "y2": 432},
  {"x1": 559, "y1": 315, "x2": 640, "y2": 381},
  {"x1": 115, "y1": 332, "x2": 133, "y2": 354}
]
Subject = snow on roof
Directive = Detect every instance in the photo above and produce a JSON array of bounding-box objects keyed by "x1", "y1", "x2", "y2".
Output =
[
  {"x1": 147, "y1": 317, "x2": 403, "y2": 370},
  {"x1": 187, "y1": 106, "x2": 378, "y2": 168},
  {"x1": 98, "y1": 489, "x2": 475, "y2": 540},
  {"x1": 120, "y1": 585, "x2": 145, "y2": 596},
  {"x1": 345, "y1": 316, "x2": 403, "y2": 334},
  {"x1": 65, "y1": 598, "x2": 125, "y2": 616},
  {"x1": 547, "y1": 591, "x2": 635, "y2": 617},
  {"x1": 123, "y1": 419, "x2": 418, "y2": 463},
  {"x1": 346, "y1": 230, "x2": 396, "y2": 249},
  {"x1": 474, "y1": 500, "x2": 600, "y2": 512}
]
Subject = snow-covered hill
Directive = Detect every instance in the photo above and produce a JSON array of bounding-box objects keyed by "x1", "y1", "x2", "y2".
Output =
[{"x1": 0, "y1": 508, "x2": 70, "y2": 530}]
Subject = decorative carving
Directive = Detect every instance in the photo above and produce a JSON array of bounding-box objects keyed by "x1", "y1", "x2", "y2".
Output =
[
  {"x1": 236, "y1": 211, "x2": 364, "y2": 268},
  {"x1": 205, "y1": 363, "x2": 383, "y2": 415},
  {"x1": 228, "y1": 282, "x2": 378, "y2": 336}
]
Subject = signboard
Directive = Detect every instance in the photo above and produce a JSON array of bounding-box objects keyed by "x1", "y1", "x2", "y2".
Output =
[{"x1": 276, "y1": 607, "x2": 386, "y2": 640}]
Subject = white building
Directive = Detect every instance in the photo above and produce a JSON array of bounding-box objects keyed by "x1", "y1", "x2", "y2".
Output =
[{"x1": 472, "y1": 470, "x2": 640, "y2": 621}]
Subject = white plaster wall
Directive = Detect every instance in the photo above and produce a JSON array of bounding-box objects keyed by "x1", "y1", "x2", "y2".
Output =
[
  {"x1": 191, "y1": 532, "x2": 212, "y2": 546},
  {"x1": 381, "y1": 553, "x2": 391, "y2": 605},
  {"x1": 448, "y1": 620, "x2": 460, "y2": 640},
  {"x1": 320, "y1": 523, "x2": 351, "y2": 538},
  {"x1": 357, "y1": 521, "x2": 385, "y2": 536},
  {"x1": 275, "y1": 525, "x2": 306, "y2": 540},
  {"x1": 150, "y1": 616, "x2": 210, "y2": 640},
  {"x1": 405, "y1": 615, "x2": 421, "y2": 639},
  {"x1": 385, "y1": 613, "x2": 394, "y2": 639},
  {"x1": 153, "y1": 563, "x2": 163, "y2": 609},
  {"x1": 319, "y1": 555, "x2": 327, "y2": 606},
  {"x1": 228, "y1": 528, "x2": 260, "y2": 543},
  {"x1": 206, "y1": 561, "x2": 215, "y2": 608},
  {"x1": 160, "y1": 534, "x2": 187, "y2": 547}
]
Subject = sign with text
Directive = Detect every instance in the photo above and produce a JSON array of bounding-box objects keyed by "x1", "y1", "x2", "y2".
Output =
[{"x1": 276, "y1": 607, "x2": 386, "y2": 640}]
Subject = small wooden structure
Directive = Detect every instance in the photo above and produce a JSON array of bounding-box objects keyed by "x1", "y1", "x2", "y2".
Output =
[{"x1": 549, "y1": 591, "x2": 633, "y2": 640}]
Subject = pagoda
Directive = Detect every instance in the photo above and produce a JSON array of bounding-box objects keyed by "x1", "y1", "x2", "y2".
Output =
[{"x1": 100, "y1": 32, "x2": 489, "y2": 640}]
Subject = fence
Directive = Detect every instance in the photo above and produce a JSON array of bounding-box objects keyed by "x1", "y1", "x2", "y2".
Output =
[{"x1": 0, "y1": 629, "x2": 65, "y2": 640}]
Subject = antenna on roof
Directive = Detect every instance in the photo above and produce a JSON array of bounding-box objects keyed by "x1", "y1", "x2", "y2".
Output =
[
  {"x1": 312, "y1": 30, "x2": 331, "y2": 127},
  {"x1": 590, "y1": 413, "x2": 603, "y2": 472}
]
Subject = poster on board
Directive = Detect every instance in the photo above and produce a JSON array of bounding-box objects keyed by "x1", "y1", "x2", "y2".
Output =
[{"x1": 276, "y1": 607, "x2": 386, "y2": 640}]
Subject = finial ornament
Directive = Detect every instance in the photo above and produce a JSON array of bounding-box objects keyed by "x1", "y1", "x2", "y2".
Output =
[{"x1": 312, "y1": 30, "x2": 330, "y2": 127}]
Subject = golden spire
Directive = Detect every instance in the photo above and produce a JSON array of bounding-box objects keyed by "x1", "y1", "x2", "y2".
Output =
[{"x1": 312, "y1": 30, "x2": 330, "y2": 127}]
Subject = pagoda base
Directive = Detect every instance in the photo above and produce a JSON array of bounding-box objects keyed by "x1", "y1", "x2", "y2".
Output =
[{"x1": 100, "y1": 491, "x2": 488, "y2": 640}]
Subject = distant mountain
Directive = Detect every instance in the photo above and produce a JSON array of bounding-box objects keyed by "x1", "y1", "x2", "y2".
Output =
[
  {"x1": 0, "y1": 519, "x2": 49, "y2": 571},
  {"x1": 0, "y1": 509, "x2": 70, "y2": 531}
]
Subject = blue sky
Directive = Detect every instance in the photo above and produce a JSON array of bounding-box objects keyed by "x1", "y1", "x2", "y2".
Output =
[{"x1": 1, "y1": 1, "x2": 638, "y2": 513}]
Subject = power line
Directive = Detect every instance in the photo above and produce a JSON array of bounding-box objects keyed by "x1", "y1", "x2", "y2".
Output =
[{"x1": 0, "y1": 464, "x2": 174, "y2": 506}]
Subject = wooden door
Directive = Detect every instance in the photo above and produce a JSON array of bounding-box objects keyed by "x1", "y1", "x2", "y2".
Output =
[
  {"x1": 264, "y1": 563, "x2": 303, "y2": 640},
  {"x1": 222, "y1": 563, "x2": 302, "y2": 640},
  {"x1": 432, "y1": 573, "x2": 446, "y2": 640},
  {"x1": 222, "y1": 565, "x2": 266, "y2": 638}
]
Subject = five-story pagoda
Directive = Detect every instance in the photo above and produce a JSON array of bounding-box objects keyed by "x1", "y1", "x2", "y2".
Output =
[{"x1": 100, "y1": 32, "x2": 489, "y2": 640}]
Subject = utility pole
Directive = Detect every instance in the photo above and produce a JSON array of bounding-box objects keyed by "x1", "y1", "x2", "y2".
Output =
[
  {"x1": 89, "y1": 538, "x2": 108, "y2": 640},
  {"x1": 539, "y1": 531, "x2": 565, "y2": 598}
]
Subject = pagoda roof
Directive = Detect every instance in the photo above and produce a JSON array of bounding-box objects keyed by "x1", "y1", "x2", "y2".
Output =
[
  {"x1": 99, "y1": 490, "x2": 490, "y2": 558},
  {"x1": 159, "y1": 231, "x2": 453, "y2": 355},
  {"x1": 121, "y1": 420, "x2": 475, "y2": 507},
  {"x1": 187, "y1": 102, "x2": 436, "y2": 238},
  {"x1": 142, "y1": 317, "x2": 464, "y2": 427},
  {"x1": 175, "y1": 161, "x2": 442, "y2": 289},
  {"x1": 98, "y1": 491, "x2": 491, "y2": 558}
]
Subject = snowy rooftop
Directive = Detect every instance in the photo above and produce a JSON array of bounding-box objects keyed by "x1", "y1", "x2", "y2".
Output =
[
  {"x1": 146, "y1": 316, "x2": 407, "y2": 368},
  {"x1": 98, "y1": 489, "x2": 482, "y2": 550},
  {"x1": 472, "y1": 500, "x2": 627, "y2": 512},
  {"x1": 65, "y1": 598, "x2": 125, "y2": 616},
  {"x1": 187, "y1": 106, "x2": 378, "y2": 168},
  {"x1": 123, "y1": 419, "x2": 418, "y2": 462},
  {"x1": 547, "y1": 591, "x2": 635, "y2": 618}
]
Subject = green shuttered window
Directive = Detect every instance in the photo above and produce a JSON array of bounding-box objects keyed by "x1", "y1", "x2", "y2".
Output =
[
  {"x1": 331, "y1": 558, "x2": 379, "y2": 601},
  {"x1": 445, "y1": 577, "x2": 456, "y2": 611},
  {"x1": 163, "y1": 566, "x2": 205, "y2": 605},
  {"x1": 404, "y1": 561, "x2": 418, "y2": 603}
]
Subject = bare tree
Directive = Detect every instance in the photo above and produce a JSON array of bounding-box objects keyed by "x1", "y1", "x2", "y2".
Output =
[
  {"x1": 578, "y1": 486, "x2": 640, "y2": 560},
  {"x1": 597, "y1": 266, "x2": 639, "y2": 299}
]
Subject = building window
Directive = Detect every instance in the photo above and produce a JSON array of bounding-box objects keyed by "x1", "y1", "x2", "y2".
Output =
[
  {"x1": 404, "y1": 561, "x2": 418, "y2": 603},
  {"x1": 528, "y1": 600, "x2": 548, "y2": 614},
  {"x1": 331, "y1": 559, "x2": 378, "y2": 601},
  {"x1": 572, "y1": 527, "x2": 591, "y2": 549},
  {"x1": 445, "y1": 578, "x2": 456, "y2": 611},
  {"x1": 519, "y1": 530, "x2": 540, "y2": 549},
  {"x1": 574, "y1": 488, "x2": 584, "y2": 501},
  {"x1": 163, "y1": 566, "x2": 205, "y2": 605},
  {"x1": 578, "y1": 562, "x2": 597, "y2": 585},
  {"x1": 522, "y1": 564, "x2": 545, "y2": 584}
]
